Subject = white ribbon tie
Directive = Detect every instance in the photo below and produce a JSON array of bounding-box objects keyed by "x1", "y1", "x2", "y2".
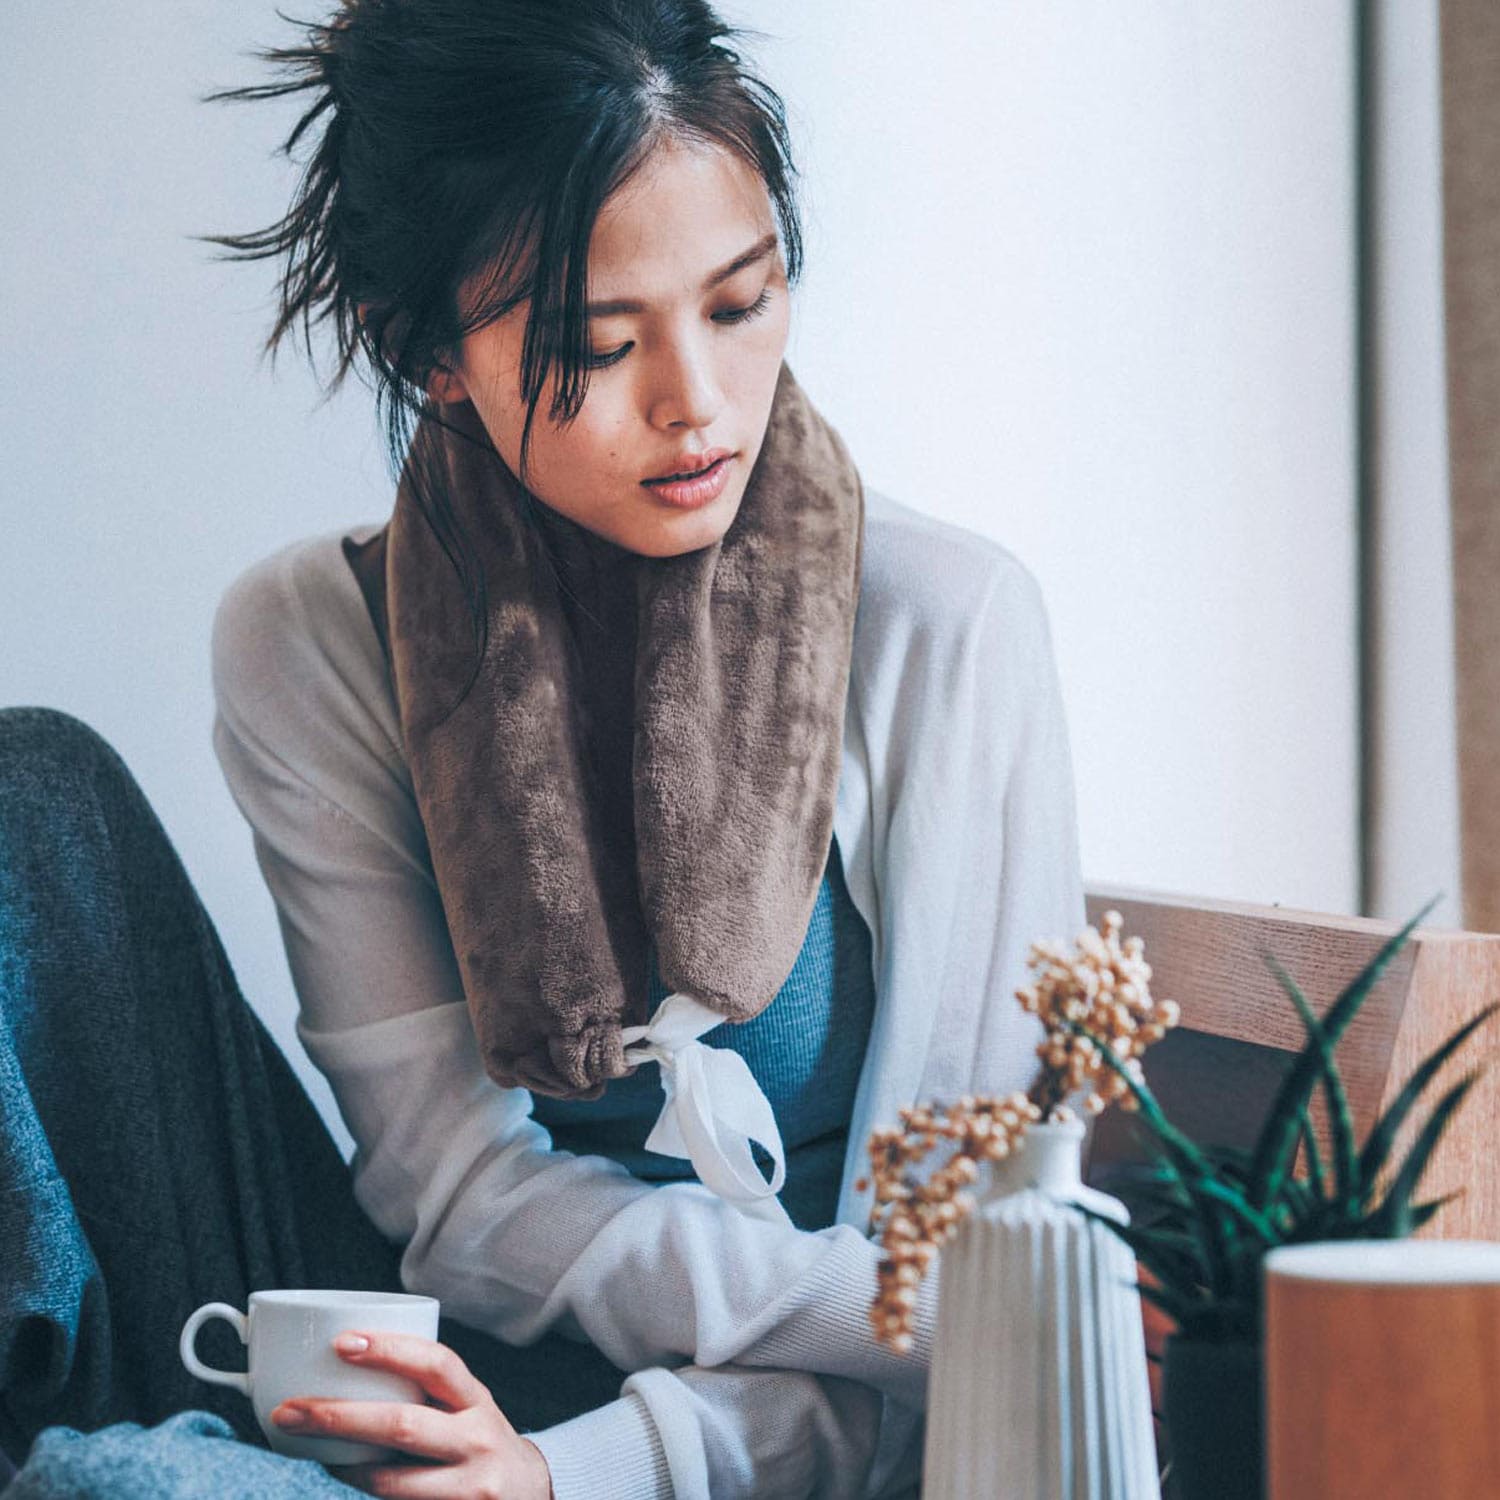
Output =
[{"x1": 620, "y1": 991, "x2": 792, "y2": 1228}]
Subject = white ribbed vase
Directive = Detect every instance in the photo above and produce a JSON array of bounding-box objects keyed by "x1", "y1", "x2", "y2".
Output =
[{"x1": 921, "y1": 1117, "x2": 1160, "y2": 1499}]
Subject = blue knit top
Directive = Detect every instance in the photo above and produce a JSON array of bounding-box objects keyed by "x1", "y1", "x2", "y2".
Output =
[{"x1": 530, "y1": 833, "x2": 877, "y2": 1232}]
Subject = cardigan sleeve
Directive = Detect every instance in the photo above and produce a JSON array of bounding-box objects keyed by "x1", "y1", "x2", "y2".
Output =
[
  {"x1": 207, "y1": 544, "x2": 936, "y2": 1498},
  {"x1": 532, "y1": 1366, "x2": 921, "y2": 1499},
  {"x1": 829, "y1": 492, "x2": 1092, "y2": 1233}
]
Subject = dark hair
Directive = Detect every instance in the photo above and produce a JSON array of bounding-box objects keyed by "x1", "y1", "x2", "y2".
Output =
[{"x1": 194, "y1": 0, "x2": 804, "y2": 703}]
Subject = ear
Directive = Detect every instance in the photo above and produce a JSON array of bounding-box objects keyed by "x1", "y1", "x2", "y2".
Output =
[
  {"x1": 423, "y1": 363, "x2": 470, "y2": 405},
  {"x1": 355, "y1": 301, "x2": 470, "y2": 405}
]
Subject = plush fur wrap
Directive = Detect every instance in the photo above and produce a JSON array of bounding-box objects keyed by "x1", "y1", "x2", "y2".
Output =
[{"x1": 341, "y1": 360, "x2": 864, "y2": 1099}]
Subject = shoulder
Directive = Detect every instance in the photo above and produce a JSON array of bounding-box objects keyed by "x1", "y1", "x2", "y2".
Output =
[
  {"x1": 210, "y1": 494, "x2": 1056, "y2": 770},
  {"x1": 856, "y1": 485, "x2": 1055, "y2": 675},
  {"x1": 211, "y1": 522, "x2": 405, "y2": 801}
]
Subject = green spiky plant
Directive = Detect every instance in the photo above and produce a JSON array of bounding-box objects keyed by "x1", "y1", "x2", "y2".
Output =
[{"x1": 1071, "y1": 893, "x2": 1498, "y2": 1344}]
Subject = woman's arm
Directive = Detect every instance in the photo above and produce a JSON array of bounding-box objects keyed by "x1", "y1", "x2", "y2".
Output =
[
  {"x1": 272, "y1": 1337, "x2": 918, "y2": 1500},
  {"x1": 533, "y1": 1363, "x2": 920, "y2": 1500}
]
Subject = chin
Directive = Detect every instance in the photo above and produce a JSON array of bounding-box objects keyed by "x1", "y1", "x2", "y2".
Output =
[{"x1": 632, "y1": 494, "x2": 740, "y2": 557}]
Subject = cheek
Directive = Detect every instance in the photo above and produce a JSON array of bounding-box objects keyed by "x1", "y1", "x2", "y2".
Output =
[
  {"x1": 539, "y1": 408, "x2": 630, "y2": 486},
  {"x1": 744, "y1": 304, "x2": 791, "y2": 377},
  {"x1": 461, "y1": 358, "x2": 527, "y2": 454},
  {"x1": 740, "y1": 302, "x2": 792, "y2": 371}
]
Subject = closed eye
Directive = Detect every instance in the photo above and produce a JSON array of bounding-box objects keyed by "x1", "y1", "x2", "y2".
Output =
[
  {"x1": 586, "y1": 286, "x2": 775, "y2": 371},
  {"x1": 713, "y1": 286, "x2": 774, "y2": 327}
]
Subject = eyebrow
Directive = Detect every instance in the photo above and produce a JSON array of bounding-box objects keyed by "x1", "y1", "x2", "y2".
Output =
[{"x1": 584, "y1": 231, "x2": 780, "y2": 318}]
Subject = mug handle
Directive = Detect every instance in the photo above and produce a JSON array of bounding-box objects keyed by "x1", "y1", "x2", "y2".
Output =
[{"x1": 179, "y1": 1302, "x2": 251, "y2": 1394}]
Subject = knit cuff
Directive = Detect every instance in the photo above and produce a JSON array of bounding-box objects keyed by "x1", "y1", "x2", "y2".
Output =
[
  {"x1": 526, "y1": 1391, "x2": 673, "y2": 1500},
  {"x1": 740, "y1": 1229, "x2": 940, "y2": 1410}
]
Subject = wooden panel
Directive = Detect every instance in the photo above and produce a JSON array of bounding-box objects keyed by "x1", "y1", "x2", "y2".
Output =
[
  {"x1": 1080, "y1": 884, "x2": 1500, "y2": 1240},
  {"x1": 1085, "y1": 1028, "x2": 1295, "y2": 1203},
  {"x1": 1379, "y1": 934, "x2": 1500, "y2": 1240}
]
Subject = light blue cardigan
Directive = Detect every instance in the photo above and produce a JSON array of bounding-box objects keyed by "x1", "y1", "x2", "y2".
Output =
[{"x1": 209, "y1": 484, "x2": 1088, "y2": 1499}]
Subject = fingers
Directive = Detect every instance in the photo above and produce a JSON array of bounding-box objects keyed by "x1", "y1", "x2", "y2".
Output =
[
  {"x1": 334, "y1": 1331, "x2": 495, "y2": 1413},
  {"x1": 336, "y1": 1460, "x2": 469, "y2": 1499},
  {"x1": 271, "y1": 1398, "x2": 469, "y2": 1463}
]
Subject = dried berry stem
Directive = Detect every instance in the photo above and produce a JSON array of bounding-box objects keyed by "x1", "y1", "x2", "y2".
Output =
[{"x1": 859, "y1": 910, "x2": 1180, "y2": 1350}]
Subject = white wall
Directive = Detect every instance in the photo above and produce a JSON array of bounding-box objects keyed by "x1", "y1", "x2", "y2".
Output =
[
  {"x1": 738, "y1": 0, "x2": 1360, "y2": 916},
  {"x1": 1366, "y1": 0, "x2": 1464, "y2": 930},
  {"x1": 2, "y1": 2, "x2": 1359, "y2": 1158}
]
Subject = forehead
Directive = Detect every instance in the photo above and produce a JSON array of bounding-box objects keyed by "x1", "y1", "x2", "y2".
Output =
[{"x1": 586, "y1": 138, "x2": 776, "y2": 293}]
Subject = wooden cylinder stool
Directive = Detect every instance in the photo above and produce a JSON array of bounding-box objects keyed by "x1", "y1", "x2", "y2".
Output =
[{"x1": 1265, "y1": 1240, "x2": 1500, "y2": 1499}]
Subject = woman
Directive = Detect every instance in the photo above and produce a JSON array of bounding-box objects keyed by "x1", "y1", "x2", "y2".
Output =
[{"x1": 1, "y1": 1, "x2": 1085, "y2": 1496}]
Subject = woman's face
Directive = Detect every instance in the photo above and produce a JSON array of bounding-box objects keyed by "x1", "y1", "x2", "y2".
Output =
[{"x1": 431, "y1": 136, "x2": 792, "y2": 558}]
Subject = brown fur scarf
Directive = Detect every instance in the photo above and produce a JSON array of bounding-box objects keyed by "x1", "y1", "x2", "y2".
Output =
[{"x1": 342, "y1": 359, "x2": 864, "y2": 1100}]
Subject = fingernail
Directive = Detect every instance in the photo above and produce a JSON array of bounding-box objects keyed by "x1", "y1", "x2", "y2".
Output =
[
  {"x1": 334, "y1": 1333, "x2": 369, "y2": 1354},
  {"x1": 275, "y1": 1405, "x2": 310, "y2": 1429}
]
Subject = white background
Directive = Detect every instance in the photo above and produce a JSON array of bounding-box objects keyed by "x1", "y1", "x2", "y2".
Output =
[{"x1": 2, "y1": 3, "x2": 1373, "y2": 1153}]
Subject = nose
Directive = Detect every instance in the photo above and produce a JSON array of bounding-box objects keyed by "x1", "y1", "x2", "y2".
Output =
[{"x1": 647, "y1": 337, "x2": 723, "y2": 432}]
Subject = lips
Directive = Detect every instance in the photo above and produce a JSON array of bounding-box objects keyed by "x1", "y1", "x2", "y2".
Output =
[{"x1": 643, "y1": 447, "x2": 733, "y2": 484}]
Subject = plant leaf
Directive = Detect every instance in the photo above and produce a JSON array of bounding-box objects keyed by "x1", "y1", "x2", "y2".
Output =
[
  {"x1": 1137, "y1": 1277, "x2": 1201, "y2": 1329},
  {"x1": 1137, "y1": 1146, "x2": 1238, "y2": 1295},
  {"x1": 1064, "y1": 1023, "x2": 1217, "y2": 1183},
  {"x1": 1276, "y1": 1172, "x2": 1317, "y2": 1223},
  {"x1": 1191, "y1": 1175, "x2": 1282, "y2": 1245},
  {"x1": 1262, "y1": 950, "x2": 1359, "y2": 1213},
  {"x1": 1356, "y1": 1001, "x2": 1500, "y2": 1212},
  {"x1": 1297, "y1": 1103, "x2": 1326, "y2": 1201},
  {"x1": 1067, "y1": 1025, "x2": 1247, "y2": 1290},
  {"x1": 1365, "y1": 1068, "x2": 1484, "y2": 1238},
  {"x1": 1072, "y1": 1202, "x2": 1209, "y2": 1293},
  {"x1": 1246, "y1": 895, "x2": 1441, "y2": 1210},
  {"x1": 1072, "y1": 1023, "x2": 1307, "y2": 1290},
  {"x1": 1408, "y1": 1192, "x2": 1464, "y2": 1232}
]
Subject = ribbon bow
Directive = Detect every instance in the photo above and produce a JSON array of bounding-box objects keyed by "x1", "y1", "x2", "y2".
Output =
[{"x1": 620, "y1": 991, "x2": 792, "y2": 1228}]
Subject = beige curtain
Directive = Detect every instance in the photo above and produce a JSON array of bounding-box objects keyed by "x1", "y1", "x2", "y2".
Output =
[{"x1": 1440, "y1": 0, "x2": 1500, "y2": 935}]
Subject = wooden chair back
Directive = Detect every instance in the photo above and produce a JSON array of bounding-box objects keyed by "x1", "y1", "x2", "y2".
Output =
[{"x1": 1079, "y1": 884, "x2": 1500, "y2": 1240}]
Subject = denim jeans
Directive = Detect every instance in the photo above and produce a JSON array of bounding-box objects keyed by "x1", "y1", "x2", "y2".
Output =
[{"x1": 0, "y1": 706, "x2": 631, "y2": 1495}]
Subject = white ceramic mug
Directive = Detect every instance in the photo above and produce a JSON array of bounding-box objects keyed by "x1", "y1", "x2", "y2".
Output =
[{"x1": 179, "y1": 1288, "x2": 441, "y2": 1465}]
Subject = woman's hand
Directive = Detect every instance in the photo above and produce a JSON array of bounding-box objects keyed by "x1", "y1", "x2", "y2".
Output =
[{"x1": 271, "y1": 1330, "x2": 554, "y2": 1500}]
